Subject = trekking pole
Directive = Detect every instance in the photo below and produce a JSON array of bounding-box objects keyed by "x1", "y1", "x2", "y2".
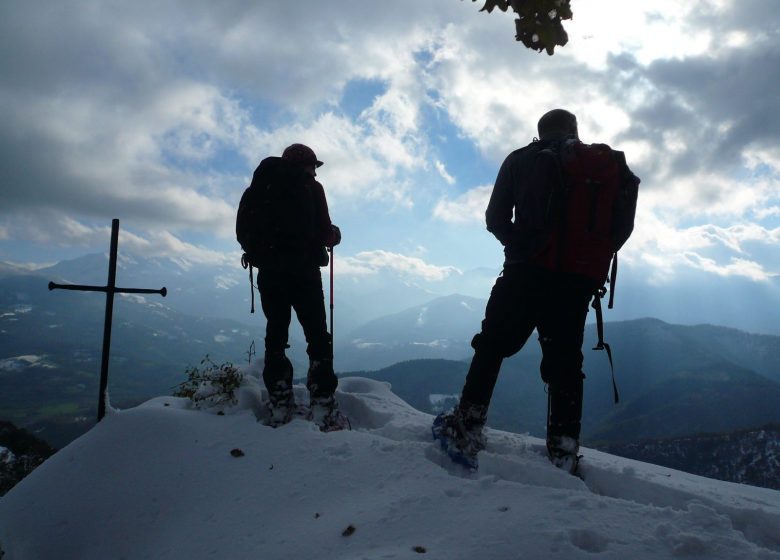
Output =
[
  {"x1": 329, "y1": 246, "x2": 334, "y2": 360},
  {"x1": 329, "y1": 246, "x2": 334, "y2": 338}
]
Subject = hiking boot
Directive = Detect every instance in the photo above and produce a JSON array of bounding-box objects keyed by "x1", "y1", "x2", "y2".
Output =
[
  {"x1": 264, "y1": 380, "x2": 296, "y2": 427},
  {"x1": 306, "y1": 359, "x2": 337, "y2": 397},
  {"x1": 432, "y1": 401, "x2": 488, "y2": 468},
  {"x1": 309, "y1": 395, "x2": 350, "y2": 432},
  {"x1": 547, "y1": 435, "x2": 581, "y2": 475},
  {"x1": 265, "y1": 399, "x2": 296, "y2": 427},
  {"x1": 263, "y1": 353, "x2": 293, "y2": 392}
]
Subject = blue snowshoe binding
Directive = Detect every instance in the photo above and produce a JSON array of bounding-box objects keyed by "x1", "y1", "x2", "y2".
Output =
[{"x1": 432, "y1": 402, "x2": 487, "y2": 471}]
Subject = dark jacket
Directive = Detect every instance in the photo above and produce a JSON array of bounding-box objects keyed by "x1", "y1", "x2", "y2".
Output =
[
  {"x1": 307, "y1": 176, "x2": 339, "y2": 248},
  {"x1": 485, "y1": 139, "x2": 639, "y2": 265}
]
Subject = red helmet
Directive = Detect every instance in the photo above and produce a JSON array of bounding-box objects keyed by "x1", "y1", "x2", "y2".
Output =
[{"x1": 282, "y1": 143, "x2": 323, "y2": 168}]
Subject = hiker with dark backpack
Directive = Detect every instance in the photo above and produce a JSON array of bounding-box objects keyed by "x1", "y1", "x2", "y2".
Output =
[
  {"x1": 433, "y1": 109, "x2": 639, "y2": 474},
  {"x1": 236, "y1": 143, "x2": 347, "y2": 431}
]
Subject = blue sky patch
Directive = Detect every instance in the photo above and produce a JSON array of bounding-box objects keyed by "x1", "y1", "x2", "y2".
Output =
[{"x1": 340, "y1": 78, "x2": 387, "y2": 120}]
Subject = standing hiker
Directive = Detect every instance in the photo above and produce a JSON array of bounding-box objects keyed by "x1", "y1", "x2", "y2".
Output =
[
  {"x1": 433, "y1": 109, "x2": 639, "y2": 473},
  {"x1": 236, "y1": 143, "x2": 347, "y2": 431}
]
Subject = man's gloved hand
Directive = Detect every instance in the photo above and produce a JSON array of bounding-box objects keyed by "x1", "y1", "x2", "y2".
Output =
[{"x1": 329, "y1": 225, "x2": 342, "y2": 247}]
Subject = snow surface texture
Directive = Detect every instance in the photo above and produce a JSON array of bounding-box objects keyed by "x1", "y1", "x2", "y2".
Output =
[{"x1": 1, "y1": 374, "x2": 779, "y2": 559}]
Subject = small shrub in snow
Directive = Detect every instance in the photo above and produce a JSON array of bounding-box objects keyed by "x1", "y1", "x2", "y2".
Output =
[{"x1": 173, "y1": 355, "x2": 244, "y2": 410}]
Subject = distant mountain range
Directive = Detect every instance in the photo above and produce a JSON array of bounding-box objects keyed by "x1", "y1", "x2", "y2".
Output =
[
  {"x1": 601, "y1": 425, "x2": 780, "y2": 491},
  {"x1": 345, "y1": 358, "x2": 780, "y2": 490},
  {"x1": 0, "y1": 272, "x2": 272, "y2": 446},
  {"x1": 336, "y1": 294, "x2": 484, "y2": 370},
  {"x1": 345, "y1": 314, "x2": 780, "y2": 445},
  {"x1": 22, "y1": 252, "x2": 444, "y2": 335},
  {"x1": 3, "y1": 253, "x2": 780, "y2": 460}
]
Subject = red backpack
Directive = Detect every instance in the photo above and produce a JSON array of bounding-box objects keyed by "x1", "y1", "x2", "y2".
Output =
[{"x1": 533, "y1": 140, "x2": 623, "y2": 286}]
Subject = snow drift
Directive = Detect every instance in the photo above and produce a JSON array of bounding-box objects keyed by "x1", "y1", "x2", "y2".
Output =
[{"x1": 1, "y1": 374, "x2": 779, "y2": 559}]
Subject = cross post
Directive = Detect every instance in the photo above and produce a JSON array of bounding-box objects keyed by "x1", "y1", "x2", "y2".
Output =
[{"x1": 48, "y1": 219, "x2": 167, "y2": 421}]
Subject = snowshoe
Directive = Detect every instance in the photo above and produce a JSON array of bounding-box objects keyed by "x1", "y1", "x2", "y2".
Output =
[
  {"x1": 264, "y1": 399, "x2": 297, "y2": 427},
  {"x1": 263, "y1": 384, "x2": 305, "y2": 428},
  {"x1": 547, "y1": 435, "x2": 581, "y2": 476},
  {"x1": 432, "y1": 412, "x2": 479, "y2": 471},
  {"x1": 431, "y1": 403, "x2": 487, "y2": 471},
  {"x1": 309, "y1": 396, "x2": 351, "y2": 432}
]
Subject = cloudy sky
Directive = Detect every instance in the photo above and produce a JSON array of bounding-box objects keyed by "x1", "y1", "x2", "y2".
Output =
[{"x1": 1, "y1": 1, "x2": 779, "y2": 329}]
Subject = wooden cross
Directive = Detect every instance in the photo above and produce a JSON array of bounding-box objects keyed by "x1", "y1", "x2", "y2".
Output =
[{"x1": 48, "y1": 219, "x2": 167, "y2": 421}]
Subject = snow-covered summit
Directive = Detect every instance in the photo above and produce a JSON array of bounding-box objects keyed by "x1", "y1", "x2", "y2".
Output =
[{"x1": 1, "y1": 375, "x2": 779, "y2": 559}]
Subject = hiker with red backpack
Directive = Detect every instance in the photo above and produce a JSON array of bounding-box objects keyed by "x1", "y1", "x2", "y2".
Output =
[
  {"x1": 433, "y1": 109, "x2": 639, "y2": 473},
  {"x1": 236, "y1": 143, "x2": 348, "y2": 431}
]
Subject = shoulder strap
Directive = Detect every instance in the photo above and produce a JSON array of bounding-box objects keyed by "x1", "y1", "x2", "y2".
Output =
[
  {"x1": 534, "y1": 141, "x2": 569, "y2": 269},
  {"x1": 591, "y1": 288, "x2": 619, "y2": 404},
  {"x1": 608, "y1": 252, "x2": 618, "y2": 309}
]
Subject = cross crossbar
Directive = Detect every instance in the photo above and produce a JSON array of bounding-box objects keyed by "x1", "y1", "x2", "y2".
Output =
[
  {"x1": 48, "y1": 283, "x2": 167, "y2": 297},
  {"x1": 48, "y1": 219, "x2": 167, "y2": 421}
]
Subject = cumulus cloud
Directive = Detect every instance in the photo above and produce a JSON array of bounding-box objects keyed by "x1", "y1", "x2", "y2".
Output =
[
  {"x1": 606, "y1": 2, "x2": 780, "y2": 219},
  {"x1": 756, "y1": 207, "x2": 780, "y2": 220},
  {"x1": 563, "y1": 0, "x2": 714, "y2": 69},
  {"x1": 1, "y1": 1, "x2": 469, "y2": 242},
  {"x1": 1, "y1": 0, "x2": 778, "y2": 289},
  {"x1": 419, "y1": 0, "x2": 779, "y2": 286},
  {"x1": 621, "y1": 207, "x2": 779, "y2": 282},
  {"x1": 433, "y1": 185, "x2": 492, "y2": 225},
  {"x1": 245, "y1": 111, "x2": 419, "y2": 208},
  {"x1": 434, "y1": 160, "x2": 456, "y2": 185},
  {"x1": 3, "y1": 214, "x2": 232, "y2": 266},
  {"x1": 340, "y1": 250, "x2": 460, "y2": 282},
  {"x1": 1, "y1": 75, "x2": 246, "y2": 236},
  {"x1": 681, "y1": 254, "x2": 772, "y2": 282},
  {"x1": 0, "y1": 0, "x2": 447, "y2": 236},
  {"x1": 119, "y1": 229, "x2": 234, "y2": 266}
]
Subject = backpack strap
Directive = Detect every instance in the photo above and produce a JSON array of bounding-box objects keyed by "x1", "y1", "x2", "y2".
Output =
[
  {"x1": 241, "y1": 253, "x2": 256, "y2": 314},
  {"x1": 591, "y1": 288, "x2": 620, "y2": 404},
  {"x1": 608, "y1": 252, "x2": 618, "y2": 309},
  {"x1": 541, "y1": 141, "x2": 570, "y2": 271}
]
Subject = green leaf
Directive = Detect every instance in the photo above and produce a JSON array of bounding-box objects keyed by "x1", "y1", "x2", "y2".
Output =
[
  {"x1": 475, "y1": 0, "x2": 510, "y2": 13},
  {"x1": 469, "y1": 0, "x2": 573, "y2": 55}
]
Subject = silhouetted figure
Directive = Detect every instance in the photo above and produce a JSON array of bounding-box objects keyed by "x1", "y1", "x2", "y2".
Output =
[
  {"x1": 237, "y1": 143, "x2": 346, "y2": 430},
  {"x1": 433, "y1": 109, "x2": 639, "y2": 473}
]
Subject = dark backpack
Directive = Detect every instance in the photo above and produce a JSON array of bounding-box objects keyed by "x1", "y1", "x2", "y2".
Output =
[
  {"x1": 236, "y1": 156, "x2": 317, "y2": 267},
  {"x1": 531, "y1": 139, "x2": 638, "y2": 403}
]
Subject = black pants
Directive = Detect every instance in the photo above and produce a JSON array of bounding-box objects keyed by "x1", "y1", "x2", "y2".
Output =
[
  {"x1": 461, "y1": 263, "x2": 595, "y2": 440},
  {"x1": 257, "y1": 263, "x2": 336, "y2": 398}
]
